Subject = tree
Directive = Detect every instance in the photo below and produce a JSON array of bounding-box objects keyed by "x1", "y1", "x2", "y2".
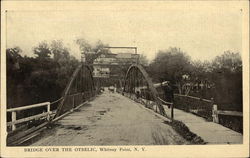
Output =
[
  {"x1": 76, "y1": 39, "x2": 110, "y2": 64},
  {"x1": 6, "y1": 47, "x2": 23, "y2": 108},
  {"x1": 33, "y1": 41, "x2": 51, "y2": 59},
  {"x1": 76, "y1": 38, "x2": 91, "y2": 53},
  {"x1": 210, "y1": 51, "x2": 242, "y2": 110},
  {"x1": 50, "y1": 40, "x2": 70, "y2": 62},
  {"x1": 148, "y1": 47, "x2": 192, "y2": 94},
  {"x1": 211, "y1": 51, "x2": 242, "y2": 73},
  {"x1": 6, "y1": 40, "x2": 80, "y2": 109},
  {"x1": 138, "y1": 54, "x2": 149, "y2": 66},
  {"x1": 50, "y1": 40, "x2": 79, "y2": 95},
  {"x1": 6, "y1": 47, "x2": 22, "y2": 70},
  {"x1": 181, "y1": 60, "x2": 214, "y2": 96}
]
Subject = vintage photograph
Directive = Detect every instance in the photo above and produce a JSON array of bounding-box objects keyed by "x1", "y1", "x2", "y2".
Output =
[{"x1": 1, "y1": 1, "x2": 249, "y2": 157}]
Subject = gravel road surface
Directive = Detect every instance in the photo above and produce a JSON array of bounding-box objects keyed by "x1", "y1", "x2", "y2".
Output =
[{"x1": 32, "y1": 91, "x2": 189, "y2": 146}]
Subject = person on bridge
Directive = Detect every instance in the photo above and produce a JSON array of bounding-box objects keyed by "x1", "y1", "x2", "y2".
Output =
[{"x1": 162, "y1": 81, "x2": 174, "y2": 108}]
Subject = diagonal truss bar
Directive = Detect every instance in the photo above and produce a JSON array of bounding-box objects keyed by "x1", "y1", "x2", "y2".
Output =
[
  {"x1": 123, "y1": 64, "x2": 166, "y2": 116},
  {"x1": 54, "y1": 64, "x2": 95, "y2": 118}
]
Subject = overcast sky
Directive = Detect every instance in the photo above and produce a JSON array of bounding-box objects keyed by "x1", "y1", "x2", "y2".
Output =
[{"x1": 6, "y1": 2, "x2": 243, "y2": 61}]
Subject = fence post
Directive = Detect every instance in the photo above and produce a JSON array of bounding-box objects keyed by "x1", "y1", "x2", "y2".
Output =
[
  {"x1": 47, "y1": 102, "x2": 51, "y2": 121},
  {"x1": 82, "y1": 92, "x2": 85, "y2": 102},
  {"x1": 212, "y1": 102, "x2": 219, "y2": 123},
  {"x1": 47, "y1": 102, "x2": 50, "y2": 113},
  {"x1": 171, "y1": 103, "x2": 174, "y2": 121},
  {"x1": 11, "y1": 111, "x2": 16, "y2": 131},
  {"x1": 72, "y1": 95, "x2": 75, "y2": 108}
]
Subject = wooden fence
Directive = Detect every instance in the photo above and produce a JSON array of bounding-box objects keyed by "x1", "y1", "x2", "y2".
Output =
[
  {"x1": 174, "y1": 93, "x2": 243, "y2": 133},
  {"x1": 7, "y1": 102, "x2": 52, "y2": 131},
  {"x1": 212, "y1": 104, "x2": 243, "y2": 131},
  {"x1": 174, "y1": 94, "x2": 214, "y2": 120},
  {"x1": 6, "y1": 92, "x2": 90, "y2": 132}
]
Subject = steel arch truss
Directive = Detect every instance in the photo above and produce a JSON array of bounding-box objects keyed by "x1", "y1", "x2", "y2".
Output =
[
  {"x1": 55, "y1": 64, "x2": 95, "y2": 118},
  {"x1": 123, "y1": 64, "x2": 166, "y2": 116}
]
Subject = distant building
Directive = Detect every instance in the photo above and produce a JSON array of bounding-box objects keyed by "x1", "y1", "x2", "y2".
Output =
[
  {"x1": 93, "y1": 66, "x2": 110, "y2": 78},
  {"x1": 93, "y1": 52, "x2": 139, "y2": 78},
  {"x1": 116, "y1": 53, "x2": 139, "y2": 65},
  {"x1": 93, "y1": 53, "x2": 117, "y2": 65},
  {"x1": 93, "y1": 53, "x2": 116, "y2": 78}
]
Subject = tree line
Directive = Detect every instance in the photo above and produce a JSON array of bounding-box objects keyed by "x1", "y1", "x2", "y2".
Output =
[
  {"x1": 7, "y1": 40, "x2": 80, "y2": 108},
  {"x1": 7, "y1": 38, "x2": 115, "y2": 108},
  {"x1": 7, "y1": 41, "x2": 242, "y2": 112},
  {"x1": 147, "y1": 47, "x2": 242, "y2": 111}
]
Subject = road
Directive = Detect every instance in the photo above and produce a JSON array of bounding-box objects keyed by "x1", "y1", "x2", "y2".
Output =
[{"x1": 32, "y1": 91, "x2": 189, "y2": 146}]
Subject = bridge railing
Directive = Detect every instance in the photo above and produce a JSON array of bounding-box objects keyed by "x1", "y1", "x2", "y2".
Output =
[
  {"x1": 6, "y1": 90, "x2": 95, "y2": 133},
  {"x1": 173, "y1": 94, "x2": 214, "y2": 121},
  {"x1": 7, "y1": 102, "x2": 52, "y2": 131},
  {"x1": 212, "y1": 104, "x2": 243, "y2": 133},
  {"x1": 121, "y1": 87, "x2": 174, "y2": 120},
  {"x1": 6, "y1": 64, "x2": 96, "y2": 145},
  {"x1": 57, "y1": 91, "x2": 95, "y2": 115},
  {"x1": 172, "y1": 93, "x2": 243, "y2": 133},
  {"x1": 54, "y1": 64, "x2": 96, "y2": 118},
  {"x1": 122, "y1": 64, "x2": 174, "y2": 120}
]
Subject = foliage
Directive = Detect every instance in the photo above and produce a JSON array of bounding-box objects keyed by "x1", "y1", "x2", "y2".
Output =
[
  {"x1": 138, "y1": 54, "x2": 149, "y2": 66},
  {"x1": 7, "y1": 41, "x2": 243, "y2": 114},
  {"x1": 209, "y1": 51, "x2": 242, "y2": 110},
  {"x1": 211, "y1": 51, "x2": 242, "y2": 73},
  {"x1": 148, "y1": 47, "x2": 192, "y2": 93},
  {"x1": 7, "y1": 40, "x2": 79, "y2": 108},
  {"x1": 165, "y1": 120, "x2": 205, "y2": 144},
  {"x1": 50, "y1": 40, "x2": 70, "y2": 62},
  {"x1": 148, "y1": 48, "x2": 242, "y2": 111},
  {"x1": 33, "y1": 41, "x2": 51, "y2": 59},
  {"x1": 76, "y1": 39, "x2": 111, "y2": 64}
]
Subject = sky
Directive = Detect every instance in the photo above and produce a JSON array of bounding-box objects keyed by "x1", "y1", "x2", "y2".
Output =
[{"x1": 6, "y1": 2, "x2": 243, "y2": 62}]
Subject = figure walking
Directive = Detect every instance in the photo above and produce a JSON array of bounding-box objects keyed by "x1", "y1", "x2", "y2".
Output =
[{"x1": 162, "y1": 81, "x2": 174, "y2": 108}]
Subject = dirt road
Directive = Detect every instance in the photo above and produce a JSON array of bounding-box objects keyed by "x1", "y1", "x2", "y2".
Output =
[{"x1": 32, "y1": 92, "x2": 189, "y2": 145}]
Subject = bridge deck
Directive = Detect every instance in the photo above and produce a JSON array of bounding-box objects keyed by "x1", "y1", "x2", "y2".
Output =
[{"x1": 32, "y1": 92, "x2": 189, "y2": 146}]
